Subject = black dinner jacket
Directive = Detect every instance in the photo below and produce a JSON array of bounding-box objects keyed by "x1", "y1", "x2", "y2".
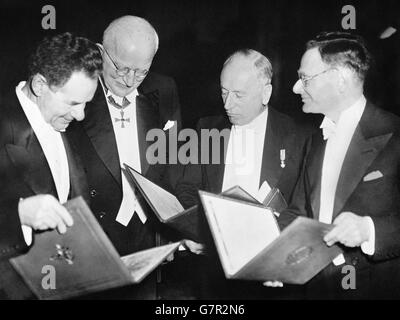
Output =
[
  {"x1": 0, "y1": 90, "x2": 88, "y2": 299},
  {"x1": 66, "y1": 72, "x2": 182, "y2": 257},
  {"x1": 176, "y1": 107, "x2": 311, "y2": 208},
  {"x1": 280, "y1": 102, "x2": 400, "y2": 299}
]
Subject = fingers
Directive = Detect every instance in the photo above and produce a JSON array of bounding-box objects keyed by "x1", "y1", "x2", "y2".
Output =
[
  {"x1": 324, "y1": 212, "x2": 368, "y2": 247},
  {"x1": 53, "y1": 202, "x2": 74, "y2": 227},
  {"x1": 324, "y1": 224, "x2": 350, "y2": 246},
  {"x1": 37, "y1": 196, "x2": 72, "y2": 234},
  {"x1": 263, "y1": 281, "x2": 283, "y2": 287},
  {"x1": 183, "y1": 239, "x2": 205, "y2": 255},
  {"x1": 166, "y1": 252, "x2": 175, "y2": 262},
  {"x1": 18, "y1": 194, "x2": 73, "y2": 234}
]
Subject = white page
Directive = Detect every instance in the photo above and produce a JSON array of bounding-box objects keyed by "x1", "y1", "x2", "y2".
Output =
[
  {"x1": 201, "y1": 194, "x2": 280, "y2": 277},
  {"x1": 126, "y1": 168, "x2": 184, "y2": 220}
]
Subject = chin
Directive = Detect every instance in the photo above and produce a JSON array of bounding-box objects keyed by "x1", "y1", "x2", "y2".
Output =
[
  {"x1": 302, "y1": 103, "x2": 316, "y2": 114},
  {"x1": 113, "y1": 84, "x2": 136, "y2": 97},
  {"x1": 53, "y1": 122, "x2": 69, "y2": 132}
]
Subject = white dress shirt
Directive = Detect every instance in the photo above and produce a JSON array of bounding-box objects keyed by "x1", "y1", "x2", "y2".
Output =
[
  {"x1": 100, "y1": 79, "x2": 147, "y2": 225},
  {"x1": 16, "y1": 81, "x2": 70, "y2": 244},
  {"x1": 222, "y1": 108, "x2": 270, "y2": 199},
  {"x1": 319, "y1": 95, "x2": 375, "y2": 265}
]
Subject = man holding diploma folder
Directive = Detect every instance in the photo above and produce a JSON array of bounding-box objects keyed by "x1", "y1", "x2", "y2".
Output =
[
  {"x1": 176, "y1": 49, "x2": 311, "y2": 299},
  {"x1": 279, "y1": 31, "x2": 400, "y2": 299}
]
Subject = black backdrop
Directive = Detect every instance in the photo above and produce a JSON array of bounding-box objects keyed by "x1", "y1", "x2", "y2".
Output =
[{"x1": 0, "y1": 0, "x2": 399, "y2": 128}]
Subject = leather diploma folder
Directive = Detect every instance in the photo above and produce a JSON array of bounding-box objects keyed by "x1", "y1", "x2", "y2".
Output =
[
  {"x1": 199, "y1": 191, "x2": 342, "y2": 284},
  {"x1": 123, "y1": 164, "x2": 261, "y2": 243},
  {"x1": 262, "y1": 187, "x2": 288, "y2": 214},
  {"x1": 10, "y1": 197, "x2": 181, "y2": 300}
]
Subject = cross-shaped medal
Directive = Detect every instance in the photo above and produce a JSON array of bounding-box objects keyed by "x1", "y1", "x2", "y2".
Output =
[
  {"x1": 115, "y1": 110, "x2": 131, "y2": 128},
  {"x1": 108, "y1": 95, "x2": 131, "y2": 128}
]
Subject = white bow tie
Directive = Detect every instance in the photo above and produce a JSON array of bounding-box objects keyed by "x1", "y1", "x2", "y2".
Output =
[{"x1": 320, "y1": 117, "x2": 336, "y2": 140}]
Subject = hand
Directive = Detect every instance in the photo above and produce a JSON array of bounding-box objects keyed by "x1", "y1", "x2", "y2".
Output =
[
  {"x1": 324, "y1": 211, "x2": 370, "y2": 248},
  {"x1": 263, "y1": 280, "x2": 283, "y2": 287},
  {"x1": 182, "y1": 239, "x2": 205, "y2": 255},
  {"x1": 18, "y1": 194, "x2": 73, "y2": 234}
]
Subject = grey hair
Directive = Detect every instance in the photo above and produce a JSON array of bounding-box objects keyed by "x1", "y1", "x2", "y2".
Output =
[{"x1": 103, "y1": 15, "x2": 159, "y2": 54}]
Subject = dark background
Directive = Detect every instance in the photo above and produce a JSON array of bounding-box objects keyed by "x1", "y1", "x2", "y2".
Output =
[{"x1": 0, "y1": 0, "x2": 399, "y2": 128}]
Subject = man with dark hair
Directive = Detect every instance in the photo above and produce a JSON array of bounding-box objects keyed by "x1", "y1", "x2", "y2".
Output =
[
  {"x1": 0, "y1": 32, "x2": 102, "y2": 298},
  {"x1": 279, "y1": 31, "x2": 400, "y2": 299},
  {"x1": 176, "y1": 49, "x2": 310, "y2": 299}
]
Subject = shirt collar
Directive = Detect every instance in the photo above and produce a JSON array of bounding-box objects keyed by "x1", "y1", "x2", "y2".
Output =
[
  {"x1": 15, "y1": 81, "x2": 57, "y2": 133},
  {"x1": 232, "y1": 107, "x2": 269, "y2": 135},
  {"x1": 99, "y1": 76, "x2": 138, "y2": 104},
  {"x1": 320, "y1": 95, "x2": 366, "y2": 139}
]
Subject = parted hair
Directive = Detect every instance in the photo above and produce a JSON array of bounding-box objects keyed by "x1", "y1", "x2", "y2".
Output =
[{"x1": 306, "y1": 31, "x2": 372, "y2": 82}]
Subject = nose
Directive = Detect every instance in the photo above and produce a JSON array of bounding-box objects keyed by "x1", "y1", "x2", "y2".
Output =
[
  {"x1": 223, "y1": 92, "x2": 234, "y2": 111},
  {"x1": 70, "y1": 104, "x2": 85, "y2": 121},
  {"x1": 122, "y1": 71, "x2": 137, "y2": 87},
  {"x1": 293, "y1": 79, "x2": 303, "y2": 94}
]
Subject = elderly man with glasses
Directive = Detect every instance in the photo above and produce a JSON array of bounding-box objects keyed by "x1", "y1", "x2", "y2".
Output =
[
  {"x1": 278, "y1": 31, "x2": 400, "y2": 299},
  {"x1": 67, "y1": 16, "x2": 183, "y2": 299}
]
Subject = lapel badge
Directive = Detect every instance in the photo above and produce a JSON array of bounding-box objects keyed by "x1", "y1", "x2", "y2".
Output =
[{"x1": 280, "y1": 149, "x2": 286, "y2": 168}]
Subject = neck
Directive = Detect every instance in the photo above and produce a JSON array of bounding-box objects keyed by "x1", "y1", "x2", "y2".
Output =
[{"x1": 325, "y1": 91, "x2": 363, "y2": 123}]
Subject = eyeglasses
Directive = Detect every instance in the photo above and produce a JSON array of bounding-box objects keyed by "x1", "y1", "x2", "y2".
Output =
[
  {"x1": 297, "y1": 68, "x2": 334, "y2": 87},
  {"x1": 103, "y1": 48, "x2": 149, "y2": 79}
]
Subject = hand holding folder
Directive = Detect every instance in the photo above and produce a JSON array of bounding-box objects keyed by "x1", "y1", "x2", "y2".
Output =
[
  {"x1": 10, "y1": 197, "x2": 181, "y2": 300},
  {"x1": 198, "y1": 191, "x2": 342, "y2": 284}
]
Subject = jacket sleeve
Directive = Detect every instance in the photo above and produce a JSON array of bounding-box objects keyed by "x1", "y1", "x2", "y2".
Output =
[{"x1": 0, "y1": 199, "x2": 30, "y2": 261}]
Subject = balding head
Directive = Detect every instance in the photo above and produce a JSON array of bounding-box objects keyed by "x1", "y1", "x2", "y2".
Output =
[
  {"x1": 223, "y1": 49, "x2": 273, "y2": 85},
  {"x1": 220, "y1": 49, "x2": 273, "y2": 125},
  {"x1": 101, "y1": 16, "x2": 159, "y2": 97},
  {"x1": 103, "y1": 16, "x2": 159, "y2": 57}
]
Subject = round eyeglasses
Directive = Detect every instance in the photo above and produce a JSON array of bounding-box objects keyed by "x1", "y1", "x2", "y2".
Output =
[
  {"x1": 297, "y1": 68, "x2": 335, "y2": 87},
  {"x1": 104, "y1": 48, "x2": 149, "y2": 79}
]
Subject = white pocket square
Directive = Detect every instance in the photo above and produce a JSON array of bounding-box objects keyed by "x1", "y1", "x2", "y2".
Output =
[
  {"x1": 163, "y1": 120, "x2": 176, "y2": 131},
  {"x1": 363, "y1": 170, "x2": 383, "y2": 182}
]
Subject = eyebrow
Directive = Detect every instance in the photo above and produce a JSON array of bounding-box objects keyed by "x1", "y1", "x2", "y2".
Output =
[
  {"x1": 221, "y1": 87, "x2": 246, "y2": 94},
  {"x1": 68, "y1": 101, "x2": 84, "y2": 106}
]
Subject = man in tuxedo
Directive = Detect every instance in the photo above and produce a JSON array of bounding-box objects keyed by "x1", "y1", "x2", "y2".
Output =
[
  {"x1": 280, "y1": 31, "x2": 400, "y2": 299},
  {"x1": 0, "y1": 32, "x2": 102, "y2": 298},
  {"x1": 66, "y1": 16, "x2": 184, "y2": 299},
  {"x1": 176, "y1": 49, "x2": 310, "y2": 299}
]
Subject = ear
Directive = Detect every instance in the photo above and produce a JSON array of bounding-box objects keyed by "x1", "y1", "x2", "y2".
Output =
[
  {"x1": 262, "y1": 83, "x2": 273, "y2": 106},
  {"x1": 336, "y1": 68, "x2": 351, "y2": 93},
  {"x1": 30, "y1": 74, "x2": 49, "y2": 97},
  {"x1": 96, "y1": 43, "x2": 104, "y2": 52}
]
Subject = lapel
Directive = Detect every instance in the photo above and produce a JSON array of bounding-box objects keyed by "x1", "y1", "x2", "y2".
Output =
[
  {"x1": 205, "y1": 116, "x2": 231, "y2": 193},
  {"x1": 61, "y1": 133, "x2": 89, "y2": 203},
  {"x1": 136, "y1": 91, "x2": 159, "y2": 175},
  {"x1": 5, "y1": 99, "x2": 57, "y2": 196},
  {"x1": 259, "y1": 108, "x2": 285, "y2": 188},
  {"x1": 332, "y1": 104, "x2": 394, "y2": 217},
  {"x1": 82, "y1": 83, "x2": 122, "y2": 187},
  {"x1": 308, "y1": 133, "x2": 326, "y2": 220}
]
